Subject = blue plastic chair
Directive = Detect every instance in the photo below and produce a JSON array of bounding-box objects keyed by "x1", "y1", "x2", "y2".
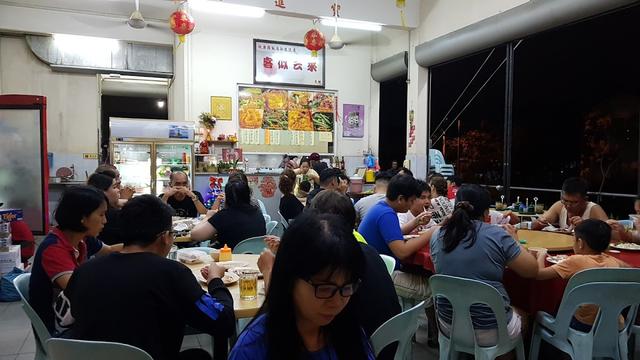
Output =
[
  {"x1": 256, "y1": 199, "x2": 267, "y2": 215},
  {"x1": 232, "y1": 236, "x2": 267, "y2": 254},
  {"x1": 278, "y1": 211, "x2": 289, "y2": 229},
  {"x1": 47, "y1": 338, "x2": 153, "y2": 360},
  {"x1": 429, "y1": 274, "x2": 526, "y2": 360},
  {"x1": 529, "y1": 268, "x2": 640, "y2": 360},
  {"x1": 13, "y1": 273, "x2": 50, "y2": 360},
  {"x1": 380, "y1": 254, "x2": 396, "y2": 275},
  {"x1": 266, "y1": 220, "x2": 278, "y2": 235},
  {"x1": 263, "y1": 213, "x2": 271, "y2": 223},
  {"x1": 371, "y1": 301, "x2": 425, "y2": 360}
]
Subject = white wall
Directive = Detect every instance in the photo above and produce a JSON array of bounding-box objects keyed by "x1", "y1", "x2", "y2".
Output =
[
  {"x1": 0, "y1": 35, "x2": 99, "y2": 178},
  {"x1": 184, "y1": 14, "x2": 379, "y2": 157},
  {"x1": 406, "y1": 0, "x2": 530, "y2": 177}
]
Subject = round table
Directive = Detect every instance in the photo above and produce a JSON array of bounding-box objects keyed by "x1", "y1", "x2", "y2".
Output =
[
  {"x1": 517, "y1": 229, "x2": 575, "y2": 252},
  {"x1": 184, "y1": 254, "x2": 265, "y2": 319}
]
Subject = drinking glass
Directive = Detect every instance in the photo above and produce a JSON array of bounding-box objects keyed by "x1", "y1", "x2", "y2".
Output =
[{"x1": 239, "y1": 271, "x2": 258, "y2": 300}]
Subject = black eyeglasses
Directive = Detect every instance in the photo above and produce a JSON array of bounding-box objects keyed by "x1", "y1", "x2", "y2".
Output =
[{"x1": 305, "y1": 279, "x2": 361, "y2": 299}]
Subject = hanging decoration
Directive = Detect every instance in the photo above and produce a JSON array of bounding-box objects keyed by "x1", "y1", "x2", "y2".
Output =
[
  {"x1": 274, "y1": 0, "x2": 286, "y2": 9},
  {"x1": 304, "y1": 24, "x2": 325, "y2": 57},
  {"x1": 396, "y1": 0, "x2": 407, "y2": 28},
  {"x1": 169, "y1": 5, "x2": 195, "y2": 45},
  {"x1": 328, "y1": 1, "x2": 344, "y2": 50}
]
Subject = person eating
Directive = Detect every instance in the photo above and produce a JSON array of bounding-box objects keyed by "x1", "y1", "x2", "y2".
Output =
[
  {"x1": 398, "y1": 179, "x2": 434, "y2": 235},
  {"x1": 294, "y1": 157, "x2": 320, "y2": 196},
  {"x1": 531, "y1": 177, "x2": 608, "y2": 231},
  {"x1": 87, "y1": 173, "x2": 122, "y2": 245},
  {"x1": 160, "y1": 171, "x2": 207, "y2": 218}
]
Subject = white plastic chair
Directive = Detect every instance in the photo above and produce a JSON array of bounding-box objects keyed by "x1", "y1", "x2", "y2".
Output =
[
  {"x1": 266, "y1": 220, "x2": 278, "y2": 235},
  {"x1": 379, "y1": 254, "x2": 396, "y2": 275},
  {"x1": 371, "y1": 301, "x2": 425, "y2": 360},
  {"x1": 13, "y1": 273, "x2": 50, "y2": 360},
  {"x1": 278, "y1": 210, "x2": 289, "y2": 229},
  {"x1": 47, "y1": 339, "x2": 153, "y2": 360}
]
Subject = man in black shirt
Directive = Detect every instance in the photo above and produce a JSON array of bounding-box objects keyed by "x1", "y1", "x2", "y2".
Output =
[
  {"x1": 160, "y1": 171, "x2": 207, "y2": 217},
  {"x1": 306, "y1": 168, "x2": 341, "y2": 207},
  {"x1": 309, "y1": 152, "x2": 328, "y2": 175},
  {"x1": 63, "y1": 195, "x2": 235, "y2": 360}
]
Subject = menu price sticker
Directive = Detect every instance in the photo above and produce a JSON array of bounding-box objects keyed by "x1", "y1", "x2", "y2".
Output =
[
  {"x1": 306, "y1": 131, "x2": 315, "y2": 146},
  {"x1": 270, "y1": 130, "x2": 281, "y2": 145},
  {"x1": 240, "y1": 129, "x2": 261, "y2": 145}
]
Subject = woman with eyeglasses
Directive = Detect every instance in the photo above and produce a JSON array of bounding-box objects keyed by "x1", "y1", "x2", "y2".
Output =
[{"x1": 229, "y1": 213, "x2": 374, "y2": 360}]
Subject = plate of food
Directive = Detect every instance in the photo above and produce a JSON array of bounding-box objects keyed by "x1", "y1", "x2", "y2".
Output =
[
  {"x1": 288, "y1": 110, "x2": 314, "y2": 131},
  {"x1": 239, "y1": 108, "x2": 264, "y2": 129},
  {"x1": 309, "y1": 92, "x2": 335, "y2": 112},
  {"x1": 195, "y1": 271, "x2": 240, "y2": 286},
  {"x1": 611, "y1": 242, "x2": 640, "y2": 251},
  {"x1": 262, "y1": 109, "x2": 288, "y2": 130},
  {"x1": 263, "y1": 89, "x2": 288, "y2": 110},
  {"x1": 546, "y1": 254, "x2": 569, "y2": 264},
  {"x1": 229, "y1": 267, "x2": 263, "y2": 278},
  {"x1": 216, "y1": 261, "x2": 249, "y2": 270},
  {"x1": 177, "y1": 249, "x2": 209, "y2": 264},
  {"x1": 311, "y1": 112, "x2": 334, "y2": 132}
]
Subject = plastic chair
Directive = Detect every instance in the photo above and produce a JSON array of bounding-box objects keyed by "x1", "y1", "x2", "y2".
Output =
[
  {"x1": 278, "y1": 211, "x2": 289, "y2": 229},
  {"x1": 232, "y1": 236, "x2": 267, "y2": 254},
  {"x1": 429, "y1": 274, "x2": 526, "y2": 360},
  {"x1": 371, "y1": 301, "x2": 425, "y2": 360},
  {"x1": 13, "y1": 273, "x2": 50, "y2": 360},
  {"x1": 47, "y1": 339, "x2": 153, "y2": 360},
  {"x1": 263, "y1": 213, "x2": 271, "y2": 223},
  {"x1": 529, "y1": 268, "x2": 640, "y2": 360},
  {"x1": 266, "y1": 220, "x2": 278, "y2": 235},
  {"x1": 380, "y1": 254, "x2": 396, "y2": 275}
]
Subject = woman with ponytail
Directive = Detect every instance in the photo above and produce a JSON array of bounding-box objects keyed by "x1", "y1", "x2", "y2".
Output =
[{"x1": 430, "y1": 184, "x2": 538, "y2": 346}]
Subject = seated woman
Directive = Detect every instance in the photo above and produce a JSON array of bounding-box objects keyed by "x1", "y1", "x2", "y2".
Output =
[
  {"x1": 87, "y1": 173, "x2": 122, "y2": 245},
  {"x1": 191, "y1": 180, "x2": 266, "y2": 248},
  {"x1": 429, "y1": 177, "x2": 454, "y2": 224},
  {"x1": 430, "y1": 184, "x2": 538, "y2": 346},
  {"x1": 29, "y1": 186, "x2": 122, "y2": 333},
  {"x1": 295, "y1": 157, "x2": 320, "y2": 197},
  {"x1": 230, "y1": 213, "x2": 374, "y2": 360},
  {"x1": 278, "y1": 169, "x2": 303, "y2": 223}
]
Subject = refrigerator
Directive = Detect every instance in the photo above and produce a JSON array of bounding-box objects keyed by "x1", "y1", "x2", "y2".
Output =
[
  {"x1": 109, "y1": 118, "x2": 194, "y2": 196},
  {"x1": 0, "y1": 95, "x2": 49, "y2": 234}
]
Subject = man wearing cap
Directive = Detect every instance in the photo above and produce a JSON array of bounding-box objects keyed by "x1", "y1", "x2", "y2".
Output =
[
  {"x1": 309, "y1": 152, "x2": 328, "y2": 175},
  {"x1": 306, "y1": 168, "x2": 341, "y2": 207}
]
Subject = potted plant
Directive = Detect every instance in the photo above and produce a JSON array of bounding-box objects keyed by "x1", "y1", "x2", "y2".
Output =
[{"x1": 198, "y1": 112, "x2": 217, "y2": 141}]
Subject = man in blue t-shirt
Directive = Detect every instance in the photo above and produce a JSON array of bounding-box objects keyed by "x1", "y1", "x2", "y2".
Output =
[{"x1": 358, "y1": 174, "x2": 432, "y2": 265}]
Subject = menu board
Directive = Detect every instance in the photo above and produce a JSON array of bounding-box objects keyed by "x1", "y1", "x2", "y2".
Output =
[{"x1": 238, "y1": 85, "x2": 336, "y2": 154}]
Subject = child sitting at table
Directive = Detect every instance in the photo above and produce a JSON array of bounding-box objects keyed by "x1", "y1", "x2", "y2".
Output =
[{"x1": 534, "y1": 219, "x2": 628, "y2": 331}]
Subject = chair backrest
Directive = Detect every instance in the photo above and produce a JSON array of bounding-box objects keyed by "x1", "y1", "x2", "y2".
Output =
[
  {"x1": 266, "y1": 220, "x2": 278, "y2": 235},
  {"x1": 379, "y1": 254, "x2": 396, "y2": 275},
  {"x1": 233, "y1": 236, "x2": 267, "y2": 254},
  {"x1": 429, "y1": 275, "x2": 512, "y2": 351},
  {"x1": 564, "y1": 268, "x2": 640, "y2": 296},
  {"x1": 371, "y1": 301, "x2": 425, "y2": 360},
  {"x1": 256, "y1": 199, "x2": 267, "y2": 215},
  {"x1": 551, "y1": 281, "x2": 640, "y2": 357},
  {"x1": 13, "y1": 273, "x2": 51, "y2": 355},
  {"x1": 263, "y1": 213, "x2": 271, "y2": 223},
  {"x1": 47, "y1": 339, "x2": 153, "y2": 360},
  {"x1": 278, "y1": 211, "x2": 289, "y2": 229}
]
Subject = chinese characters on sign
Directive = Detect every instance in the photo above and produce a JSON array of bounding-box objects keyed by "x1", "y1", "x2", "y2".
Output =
[{"x1": 254, "y1": 39, "x2": 325, "y2": 88}]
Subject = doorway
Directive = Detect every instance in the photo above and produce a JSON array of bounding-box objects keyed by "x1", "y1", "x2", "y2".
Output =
[{"x1": 378, "y1": 76, "x2": 408, "y2": 171}]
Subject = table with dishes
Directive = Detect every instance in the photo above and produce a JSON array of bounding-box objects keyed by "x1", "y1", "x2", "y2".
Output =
[{"x1": 412, "y1": 228, "x2": 640, "y2": 315}]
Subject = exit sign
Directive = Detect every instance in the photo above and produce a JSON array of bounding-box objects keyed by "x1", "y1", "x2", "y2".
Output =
[{"x1": 83, "y1": 153, "x2": 98, "y2": 159}]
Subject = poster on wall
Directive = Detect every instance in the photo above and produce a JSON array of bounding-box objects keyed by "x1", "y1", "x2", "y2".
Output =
[
  {"x1": 342, "y1": 104, "x2": 364, "y2": 138},
  {"x1": 254, "y1": 39, "x2": 325, "y2": 88},
  {"x1": 210, "y1": 96, "x2": 232, "y2": 120}
]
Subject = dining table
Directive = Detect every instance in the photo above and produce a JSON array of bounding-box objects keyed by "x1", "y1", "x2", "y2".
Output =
[
  {"x1": 183, "y1": 253, "x2": 265, "y2": 319},
  {"x1": 411, "y1": 228, "x2": 640, "y2": 316}
]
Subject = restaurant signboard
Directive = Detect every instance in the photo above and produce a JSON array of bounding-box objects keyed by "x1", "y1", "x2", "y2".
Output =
[{"x1": 254, "y1": 39, "x2": 325, "y2": 88}]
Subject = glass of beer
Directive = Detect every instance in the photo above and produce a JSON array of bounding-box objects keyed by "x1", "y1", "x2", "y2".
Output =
[{"x1": 239, "y1": 270, "x2": 258, "y2": 300}]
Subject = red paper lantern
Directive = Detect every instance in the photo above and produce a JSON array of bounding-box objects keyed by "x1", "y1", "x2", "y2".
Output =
[
  {"x1": 304, "y1": 28, "x2": 325, "y2": 57},
  {"x1": 169, "y1": 9, "x2": 195, "y2": 44}
]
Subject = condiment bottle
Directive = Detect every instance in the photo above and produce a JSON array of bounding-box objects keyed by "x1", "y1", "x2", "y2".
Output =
[{"x1": 219, "y1": 244, "x2": 232, "y2": 262}]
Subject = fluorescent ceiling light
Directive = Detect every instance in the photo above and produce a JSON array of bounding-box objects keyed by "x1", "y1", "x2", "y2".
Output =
[
  {"x1": 320, "y1": 17, "x2": 382, "y2": 32},
  {"x1": 53, "y1": 34, "x2": 119, "y2": 53},
  {"x1": 189, "y1": 0, "x2": 265, "y2": 18}
]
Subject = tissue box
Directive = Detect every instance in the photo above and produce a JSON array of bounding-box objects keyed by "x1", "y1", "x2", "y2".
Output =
[
  {"x1": 0, "y1": 245, "x2": 21, "y2": 275},
  {"x1": 0, "y1": 209, "x2": 23, "y2": 223}
]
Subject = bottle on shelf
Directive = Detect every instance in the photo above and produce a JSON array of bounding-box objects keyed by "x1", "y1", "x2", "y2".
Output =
[{"x1": 340, "y1": 156, "x2": 345, "y2": 172}]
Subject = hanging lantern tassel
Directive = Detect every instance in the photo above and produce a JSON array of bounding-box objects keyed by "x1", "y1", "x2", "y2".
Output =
[{"x1": 395, "y1": 0, "x2": 407, "y2": 28}]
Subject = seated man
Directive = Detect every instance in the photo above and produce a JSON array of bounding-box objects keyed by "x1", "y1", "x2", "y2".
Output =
[
  {"x1": 354, "y1": 170, "x2": 393, "y2": 224},
  {"x1": 160, "y1": 171, "x2": 207, "y2": 217},
  {"x1": 305, "y1": 168, "x2": 341, "y2": 207},
  {"x1": 398, "y1": 179, "x2": 434, "y2": 235},
  {"x1": 358, "y1": 174, "x2": 438, "y2": 345},
  {"x1": 63, "y1": 195, "x2": 235, "y2": 360},
  {"x1": 532, "y1": 177, "x2": 608, "y2": 231}
]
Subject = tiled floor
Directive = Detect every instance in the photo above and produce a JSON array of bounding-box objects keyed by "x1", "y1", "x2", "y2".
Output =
[{"x1": 0, "y1": 299, "x2": 437, "y2": 359}]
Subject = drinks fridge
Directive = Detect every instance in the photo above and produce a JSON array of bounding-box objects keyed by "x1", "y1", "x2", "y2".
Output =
[{"x1": 110, "y1": 118, "x2": 194, "y2": 195}]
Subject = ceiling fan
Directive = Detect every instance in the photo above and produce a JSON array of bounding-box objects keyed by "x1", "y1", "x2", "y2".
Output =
[{"x1": 127, "y1": 0, "x2": 147, "y2": 29}]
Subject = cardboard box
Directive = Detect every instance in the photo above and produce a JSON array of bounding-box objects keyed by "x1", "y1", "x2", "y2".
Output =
[{"x1": 0, "y1": 245, "x2": 21, "y2": 275}]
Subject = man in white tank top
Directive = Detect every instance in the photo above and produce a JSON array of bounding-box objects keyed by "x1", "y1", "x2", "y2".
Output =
[{"x1": 532, "y1": 177, "x2": 608, "y2": 231}]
